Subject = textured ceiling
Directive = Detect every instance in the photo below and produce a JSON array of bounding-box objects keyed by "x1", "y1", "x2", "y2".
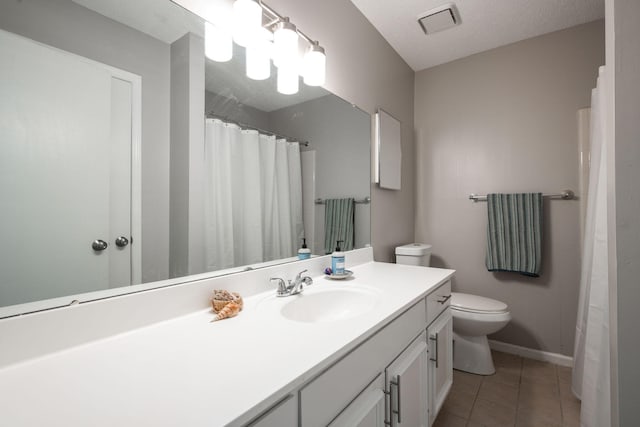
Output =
[{"x1": 349, "y1": 0, "x2": 604, "y2": 71}]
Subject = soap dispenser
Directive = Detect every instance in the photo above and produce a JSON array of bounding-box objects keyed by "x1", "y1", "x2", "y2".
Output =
[
  {"x1": 298, "y1": 238, "x2": 311, "y2": 260},
  {"x1": 331, "y1": 240, "x2": 345, "y2": 275}
]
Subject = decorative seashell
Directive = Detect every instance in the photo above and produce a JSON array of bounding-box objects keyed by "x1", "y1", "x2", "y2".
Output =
[
  {"x1": 212, "y1": 289, "x2": 234, "y2": 300},
  {"x1": 211, "y1": 290, "x2": 243, "y2": 313},
  {"x1": 210, "y1": 301, "x2": 241, "y2": 322}
]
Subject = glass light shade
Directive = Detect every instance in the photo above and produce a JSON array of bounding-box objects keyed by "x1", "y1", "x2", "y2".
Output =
[
  {"x1": 232, "y1": 0, "x2": 262, "y2": 47},
  {"x1": 303, "y1": 44, "x2": 326, "y2": 86},
  {"x1": 205, "y1": 22, "x2": 232, "y2": 62},
  {"x1": 277, "y1": 65, "x2": 299, "y2": 95},
  {"x1": 246, "y1": 28, "x2": 272, "y2": 80},
  {"x1": 273, "y1": 20, "x2": 298, "y2": 68}
]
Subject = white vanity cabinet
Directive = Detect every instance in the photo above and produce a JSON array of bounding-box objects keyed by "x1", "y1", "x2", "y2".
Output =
[
  {"x1": 296, "y1": 280, "x2": 454, "y2": 427},
  {"x1": 299, "y1": 301, "x2": 427, "y2": 427},
  {"x1": 385, "y1": 332, "x2": 428, "y2": 427},
  {"x1": 425, "y1": 281, "x2": 453, "y2": 424}
]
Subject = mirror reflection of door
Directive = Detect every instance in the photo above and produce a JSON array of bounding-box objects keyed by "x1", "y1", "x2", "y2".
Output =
[{"x1": 0, "y1": 29, "x2": 140, "y2": 306}]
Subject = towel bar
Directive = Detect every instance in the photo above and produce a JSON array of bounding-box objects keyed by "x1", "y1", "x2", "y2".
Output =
[
  {"x1": 315, "y1": 197, "x2": 371, "y2": 205},
  {"x1": 468, "y1": 190, "x2": 575, "y2": 202}
]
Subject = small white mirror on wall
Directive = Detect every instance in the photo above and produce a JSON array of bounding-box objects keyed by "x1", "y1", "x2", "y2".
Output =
[{"x1": 374, "y1": 108, "x2": 402, "y2": 190}]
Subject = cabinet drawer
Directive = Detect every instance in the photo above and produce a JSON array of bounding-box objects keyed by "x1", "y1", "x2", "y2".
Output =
[
  {"x1": 426, "y1": 281, "x2": 451, "y2": 325},
  {"x1": 300, "y1": 301, "x2": 426, "y2": 427}
]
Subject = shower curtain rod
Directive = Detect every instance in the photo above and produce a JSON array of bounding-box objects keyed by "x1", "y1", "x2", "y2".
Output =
[
  {"x1": 206, "y1": 112, "x2": 310, "y2": 147},
  {"x1": 468, "y1": 189, "x2": 575, "y2": 202}
]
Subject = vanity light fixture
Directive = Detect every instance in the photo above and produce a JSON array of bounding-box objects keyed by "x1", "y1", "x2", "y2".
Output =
[
  {"x1": 201, "y1": 0, "x2": 326, "y2": 95},
  {"x1": 205, "y1": 22, "x2": 232, "y2": 62},
  {"x1": 277, "y1": 63, "x2": 299, "y2": 95},
  {"x1": 272, "y1": 18, "x2": 298, "y2": 69},
  {"x1": 246, "y1": 27, "x2": 272, "y2": 80},
  {"x1": 232, "y1": 0, "x2": 263, "y2": 47},
  {"x1": 303, "y1": 42, "x2": 326, "y2": 86}
]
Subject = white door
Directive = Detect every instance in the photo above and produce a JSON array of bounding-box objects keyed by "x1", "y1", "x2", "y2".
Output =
[
  {"x1": 386, "y1": 332, "x2": 428, "y2": 427},
  {"x1": 329, "y1": 374, "x2": 386, "y2": 427},
  {"x1": 0, "y1": 29, "x2": 137, "y2": 306},
  {"x1": 427, "y1": 310, "x2": 454, "y2": 425}
]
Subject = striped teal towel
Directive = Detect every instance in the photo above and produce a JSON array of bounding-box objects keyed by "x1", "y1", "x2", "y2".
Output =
[
  {"x1": 324, "y1": 198, "x2": 355, "y2": 254},
  {"x1": 486, "y1": 193, "x2": 543, "y2": 277}
]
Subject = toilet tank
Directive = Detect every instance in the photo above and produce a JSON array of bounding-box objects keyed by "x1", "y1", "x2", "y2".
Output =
[{"x1": 395, "y1": 243, "x2": 432, "y2": 266}]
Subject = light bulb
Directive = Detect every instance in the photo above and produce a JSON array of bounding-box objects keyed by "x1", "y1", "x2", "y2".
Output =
[
  {"x1": 277, "y1": 65, "x2": 299, "y2": 95},
  {"x1": 232, "y1": 0, "x2": 262, "y2": 48},
  {"x1": 303, "y1": 43, "x2": 326, "y2": 86},
  {"x1": 246, "y1": 27, "x2": 272, "y2": 80},
  {"x1": 273, "y1": 19, "x2": 298, "y2": 68},
  {"x1": 205, "y1": 22, "x2": 232, "y2": 62}
]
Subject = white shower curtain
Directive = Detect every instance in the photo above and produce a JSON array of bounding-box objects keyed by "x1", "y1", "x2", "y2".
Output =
[
  {"x1": 204, "y1": 119, "x2": 304, "y2": 271},
  {"x1": 572, "y1": 66, "x2": 610, "y2": 427}
]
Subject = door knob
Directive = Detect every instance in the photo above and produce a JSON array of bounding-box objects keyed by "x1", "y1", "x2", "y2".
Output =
[
  {"x1": 92, "y1": 239, "x2": 108, "y2": 251},
  {"x1": 115, "y1": 236, "x2": 129, "y2": 248}
]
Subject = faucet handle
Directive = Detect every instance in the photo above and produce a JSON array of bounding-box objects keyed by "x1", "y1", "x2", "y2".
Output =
[
  {"x1": 270, "y1": 277, "x2": 287, "y2": 295},
  {"x1": 295, "y1": 269, "x2": 308, "y2": 280}
]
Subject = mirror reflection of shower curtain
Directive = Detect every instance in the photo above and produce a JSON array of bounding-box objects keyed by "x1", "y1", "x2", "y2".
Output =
[
  {"x1": 572, "y1": 66, "x2": 610, "y2": 427},
  {"x1": 204, "y1": 119, "x2": 304, "y2": 271}
]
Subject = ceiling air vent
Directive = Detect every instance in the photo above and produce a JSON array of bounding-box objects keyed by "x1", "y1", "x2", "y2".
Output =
[{"x1": 418, "y1": 3, "x2": 461, "y2": 34}]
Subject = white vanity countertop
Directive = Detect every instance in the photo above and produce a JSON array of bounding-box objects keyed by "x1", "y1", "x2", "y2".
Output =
[{"x1": 0, "y1": 261, "x2": 454, "y2": 426}]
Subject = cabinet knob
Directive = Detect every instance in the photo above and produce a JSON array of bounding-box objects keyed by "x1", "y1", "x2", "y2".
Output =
[
  {"x1": 429, "y1": 333, "x2": 439, "y2": 368},
  {"x1": 390, "y1": 375, "x2": 402, "y2": 423},
  {"x1": 437, "y1": 294, "x2": 451, "y2": 304}
]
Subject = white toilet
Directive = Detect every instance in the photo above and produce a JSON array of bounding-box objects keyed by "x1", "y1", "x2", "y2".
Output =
[
  {"x1": 450, "y1": 293, "x2": 511, "y2": 375},
  {"x1": 395, "y1": 243, "x2": 511, "y2": 376}
]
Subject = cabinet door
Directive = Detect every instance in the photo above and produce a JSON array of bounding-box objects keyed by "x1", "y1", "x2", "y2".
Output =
[
  {"x1": 385, "y1": 332, "x2": 428, "y2": 427},
  {"x1": 329, "y1": 374, "x2": 386, "y2": 427},
  {"x1": 427, "y1": 309, "x2": 453, "y2": 425},
  {"x1": 246, "y1": 394, "x2": 296, "y2": 427},
  {"x1": 300, "y1": 301, "x2": 426, "y2": 427}
]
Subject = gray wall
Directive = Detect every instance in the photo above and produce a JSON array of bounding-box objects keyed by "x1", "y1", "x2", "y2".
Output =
[
  {"x1": 267, "y1": 0, "x2": 416, "y2": 262},
  {"x1": 610, "y1": 0, "x2": 640, "y2": 423},
  {"x1": 414, "y1": 21, "x2": 605, "y2": 355},
  {"x1": 0, "y1": 0, "x2": 171, "y2": 283},
  {"x1": 269, "y1": 95, "x2": 372, "y2": 253},
  {"x1": 169, "y1": 33, "x2": 206, "y2": 278}
]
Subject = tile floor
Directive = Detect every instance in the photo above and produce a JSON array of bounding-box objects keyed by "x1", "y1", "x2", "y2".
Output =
[{"x1": 433, "y1": 351, "x2": 581, "y2": 427}]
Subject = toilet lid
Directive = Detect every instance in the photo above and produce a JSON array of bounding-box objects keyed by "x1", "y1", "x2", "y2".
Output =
[
  {"x1": 395, "y1": 243, "x2": 432, "y2": 256},
  {"x1": 451, "y1": 292, "x2": 508, "y2": 314}
]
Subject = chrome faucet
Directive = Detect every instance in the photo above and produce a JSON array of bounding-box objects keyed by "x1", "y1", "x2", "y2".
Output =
[{"x1": 270, "y1": 269, "x2": 313, "y2": 297}]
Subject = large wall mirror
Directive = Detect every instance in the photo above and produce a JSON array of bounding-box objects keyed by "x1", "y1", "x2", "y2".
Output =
[{"x1": 0, "y1": 0, "x2": 371, "y2": 317}]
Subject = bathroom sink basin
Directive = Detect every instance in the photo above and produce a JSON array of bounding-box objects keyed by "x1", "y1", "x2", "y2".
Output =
[{"x1": 279, "y1": 287, "x2": 379, "y2": 323}]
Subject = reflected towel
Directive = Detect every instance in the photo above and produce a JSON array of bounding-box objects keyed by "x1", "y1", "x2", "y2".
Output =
[
  {"x1": 486, "y1": 193, "x2": 543, "y2": 277},
  {"x1": 324, "y1": 198, "x2": 355, "y2": 254}
]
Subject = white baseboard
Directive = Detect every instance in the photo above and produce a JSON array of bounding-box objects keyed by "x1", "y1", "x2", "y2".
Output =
[{"x1": 489, "y1": 340, "x2": 574, "y2": 367}]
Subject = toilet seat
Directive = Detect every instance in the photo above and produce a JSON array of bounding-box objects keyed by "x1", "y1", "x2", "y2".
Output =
[
  {"x1": 450, "y1": 308, "x2": 512, "y2": 324},
  {"x1": 451, "y1": 292, "x2": 508, "y2": 314}
]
